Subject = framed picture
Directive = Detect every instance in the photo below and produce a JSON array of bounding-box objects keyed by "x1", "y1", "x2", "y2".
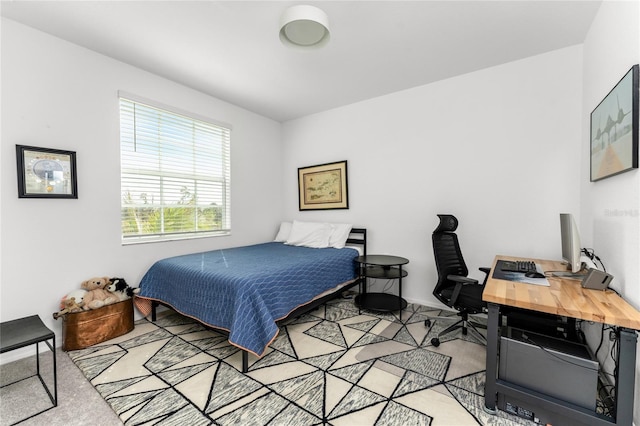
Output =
[
  {"x1": 590, "y1": 64, "x2": 639, "y2": 182},
  {"x1": 16, "y1": 145, "x2": 78, "y2": 198},
  {"x1": 298, "y1": 160, "x2": 349, "y2": 210}
]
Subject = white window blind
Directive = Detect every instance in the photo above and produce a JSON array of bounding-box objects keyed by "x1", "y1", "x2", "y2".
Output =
[{"x1": 119, "y1": 95, "x2": 231, "y2": 243}]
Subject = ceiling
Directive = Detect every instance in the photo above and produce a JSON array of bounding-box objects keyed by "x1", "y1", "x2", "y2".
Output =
[{"x1": 1, "y1": 1, "x2": 602, "y2": 122}]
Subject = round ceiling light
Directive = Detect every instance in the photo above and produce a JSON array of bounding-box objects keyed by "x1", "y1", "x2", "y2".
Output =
[{"x1": 279, "y1": 5, "x2": 330, "y2": 49}]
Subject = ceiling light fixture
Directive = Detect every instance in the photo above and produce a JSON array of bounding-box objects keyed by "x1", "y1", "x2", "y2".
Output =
[{"x1": 279, "y1": 5, "x2": 330, "y2": 49}]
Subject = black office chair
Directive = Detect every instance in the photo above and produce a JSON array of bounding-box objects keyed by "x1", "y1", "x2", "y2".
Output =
[{"x1": 425, "y1": 214, "x2": 489, "y2": 347}]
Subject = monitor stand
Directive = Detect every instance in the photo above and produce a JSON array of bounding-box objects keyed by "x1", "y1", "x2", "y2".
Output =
[
  {"x1": 550, "y1": 271, "x2": 584, "y2": 280},
  {"x1": 552, "y1": 258, "x2": 593, "y2": 280}
]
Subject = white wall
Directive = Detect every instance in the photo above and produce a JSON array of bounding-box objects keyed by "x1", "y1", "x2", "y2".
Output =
[
  {"x1": 0, "y1": 19, "x2": 283, "y2": 361},
  {"x1": 581, "y1": 1, "x2": 640, "y2": 423},
  {"x1": 282, "y1": 46, "x2": 584, "y2": 305}
]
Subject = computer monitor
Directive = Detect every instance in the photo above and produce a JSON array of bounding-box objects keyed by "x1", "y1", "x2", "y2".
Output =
[{"x1": 560, "y1": 213, "x2": 582, "y2": 273}]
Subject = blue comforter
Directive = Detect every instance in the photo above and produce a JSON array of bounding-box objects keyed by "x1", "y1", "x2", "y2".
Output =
[{"x1": 138, "y1": 242, "x2": 358, "y2": 356}]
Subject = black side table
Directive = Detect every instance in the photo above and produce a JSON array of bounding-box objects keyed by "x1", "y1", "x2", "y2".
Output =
[
  {"x1": 355, "y1": 254, "x2": 409, "y2": 320},
  {"x1": 1, "y1": 315, "x2": 57, "y2": 422}
]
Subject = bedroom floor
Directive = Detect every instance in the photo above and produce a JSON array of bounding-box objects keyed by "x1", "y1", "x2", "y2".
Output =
[{"x1": 1, "y1": 299, "x2": 533, "y2": 425}]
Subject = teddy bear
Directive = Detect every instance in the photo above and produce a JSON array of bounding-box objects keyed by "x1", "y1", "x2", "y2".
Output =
[
  {"x1": 107, "y1": 277, "x2": 140, "y2": 302},
  {"x1": 81, "y1": 276, "x2": 118, "y2": 310},
  {"x1": 53, "y1": 289, "x2": 87, "y2": 319},
  {"x1": 53, "y1": 297, "x2": 84, "y2": 319}
]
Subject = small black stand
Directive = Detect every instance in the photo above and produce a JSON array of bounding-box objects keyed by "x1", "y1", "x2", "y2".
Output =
[
  {"x1": 355, "y1": 255, "x2": 409, "y2": 320},
  {"x1": 1, "y1": 315, "x2": 57, "y2": 423}
]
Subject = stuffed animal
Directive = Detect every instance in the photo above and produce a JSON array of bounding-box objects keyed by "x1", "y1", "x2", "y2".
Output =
[
  {"x1": 53, "y1": 289, "x2": 87, "y2": 319},
  {"x1": 81, "y1": 276, "x2": 118, "y2": 310},
  {"x1": 107, "y1": 277, "x2": 140, "y2": 302},
  {"x1": 53, "y1": 297, "x2": 84, "y2": 319}
]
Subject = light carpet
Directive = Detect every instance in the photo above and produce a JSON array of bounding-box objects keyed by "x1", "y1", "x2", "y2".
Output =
[{"x1": 66, "y1": 298, "x2": 533, "y2": 425}]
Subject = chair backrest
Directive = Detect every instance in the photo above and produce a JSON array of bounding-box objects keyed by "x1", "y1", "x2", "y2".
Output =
[{"x1": 432, "y1": 214, "x2": 469, "y2": 305}]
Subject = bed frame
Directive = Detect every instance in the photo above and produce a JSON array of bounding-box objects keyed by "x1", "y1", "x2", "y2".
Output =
[{"x1": 150, "y1": 228, "x2": 367, "y2": 373}]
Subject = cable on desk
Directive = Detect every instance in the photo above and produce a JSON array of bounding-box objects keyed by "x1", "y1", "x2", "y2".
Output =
[
  {"x1": 591, "y1": 326, "x2": 620, "y2": 390},
  {"x1": 575, "y1": 322, "x2": 586, "y2": 344},
  {"x1": 596, "y1": 381, "x2": 616, "y2": 417},
  {"x1": 593, "y1": 332, "x2": 620, "y2": 418},
  {"x1": 581, "y1": 248, "x2": 606, "y2": 272},
  {"x1": 577, "y1": 319, "x2": 620, "y2": 418},
  {"x1": 594, "y1": 322, "x2": 607, "y2": 360},
  {"x1": 610, "y1": 331, "x2": 619, "y2": 384},
  {"x1": 606, "y1": 287, "x2": 621, "y2": 296}
]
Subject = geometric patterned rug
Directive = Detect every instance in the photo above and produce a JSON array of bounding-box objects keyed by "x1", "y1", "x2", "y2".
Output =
[{"x1": 67, "y1": 298, "x2": 532, "y2": 425}]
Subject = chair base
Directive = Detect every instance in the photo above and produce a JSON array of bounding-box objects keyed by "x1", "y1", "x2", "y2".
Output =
[{"x1": 425, "y1": 311, "x2": 486, "y2": 346}]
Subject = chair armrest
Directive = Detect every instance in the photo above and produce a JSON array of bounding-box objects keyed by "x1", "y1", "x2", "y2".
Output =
[
  {"x1": 479, "y1": 267, "x2": 491, "y2": 275},
  {"x1": 447, "y1": 274, "x2": 478, "y2": 285},
  {"x1": 446, "y1": 275, "x2": 479, "y2": 305}
]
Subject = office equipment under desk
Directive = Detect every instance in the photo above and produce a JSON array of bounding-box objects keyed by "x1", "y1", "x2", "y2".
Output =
[
  {"x1": 498, "y1": 327, "x2": 599, "y2": 416},
  {"x1": 483, "y1": 255, "x2": 640, "y2": 426}
]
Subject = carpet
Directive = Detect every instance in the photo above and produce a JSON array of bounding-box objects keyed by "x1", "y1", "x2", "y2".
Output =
[
  {"x1": 67, "y1": 299, "x2": 532, "y2": 425},
  {"x1": 0, "y1": 348, "x2": 122, "y2": 426}
]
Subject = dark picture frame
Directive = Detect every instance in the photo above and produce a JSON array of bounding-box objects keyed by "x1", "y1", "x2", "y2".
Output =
[
  {"x1": 298, "y1": 160, "x2": 349, "y2": 210},
  {"x1": 590, "y1": 64, "x2": 639, "y2": 182},
  {"x1": 16, "y1": 145, "x2": 78, "y2": 198}
]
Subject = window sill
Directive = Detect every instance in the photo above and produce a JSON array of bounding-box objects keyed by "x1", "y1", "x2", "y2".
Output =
[{"x1": 121, "y1": 231, "x2": 231, "y2": 246}]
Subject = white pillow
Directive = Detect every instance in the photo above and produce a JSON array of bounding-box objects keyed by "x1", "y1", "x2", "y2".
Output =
[
  {"x1": 286, "y1": 221, "x2": 331, "y2": 248},
  {"x1": 329, "y1": 223, "x2": 353, "y2": 248},
  {"x1": 274, "y1": 222, "x2": 292, "y2": 242}
]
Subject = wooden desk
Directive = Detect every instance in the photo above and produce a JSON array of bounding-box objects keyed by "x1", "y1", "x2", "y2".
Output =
[{"x1": 483, "y1": 255, "x2": 640, "y2": 426}]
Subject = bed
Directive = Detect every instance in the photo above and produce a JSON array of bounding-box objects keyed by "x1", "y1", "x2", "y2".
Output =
[{"x1": 134, "y1": 226, "x2": 366, "y2": 372}]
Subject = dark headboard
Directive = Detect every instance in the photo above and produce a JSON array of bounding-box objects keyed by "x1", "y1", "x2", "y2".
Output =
[{"x1": 347, "y1": 228, "x2": 367, "y2": 257}]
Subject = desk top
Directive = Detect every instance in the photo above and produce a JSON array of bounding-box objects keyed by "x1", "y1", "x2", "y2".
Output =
[{"x1": 483, "y1": 255, "x2": 640, "y2": 330}]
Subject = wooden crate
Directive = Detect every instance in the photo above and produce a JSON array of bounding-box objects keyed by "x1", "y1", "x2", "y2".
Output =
[{"x1": 61, "y1": 299, "x2": 133, "y2": 351}]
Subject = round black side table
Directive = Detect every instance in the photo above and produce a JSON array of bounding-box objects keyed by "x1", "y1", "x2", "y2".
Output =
[{"x1": 355, "y1": 254, "x2": 408, "y2": 320}]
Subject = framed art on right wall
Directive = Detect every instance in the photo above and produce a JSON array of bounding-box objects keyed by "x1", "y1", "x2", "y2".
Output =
[{"x1": 590, "y1": 64, "x2": 639, "y2": 182}]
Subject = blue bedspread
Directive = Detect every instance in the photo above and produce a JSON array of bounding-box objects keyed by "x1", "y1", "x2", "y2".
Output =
[{"x1": 137, "y1": 242, "x2": 358, "y2": 356}]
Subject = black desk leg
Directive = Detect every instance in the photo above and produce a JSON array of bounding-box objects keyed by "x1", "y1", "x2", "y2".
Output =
[
  {"x1": 484, "y1": 302, "x2": 500, "y2": 413},
  {"x1": 615, "y1": 328, "x2": 637, "y2": 425}
]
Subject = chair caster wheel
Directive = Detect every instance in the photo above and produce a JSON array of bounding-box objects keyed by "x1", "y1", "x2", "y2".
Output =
[
  {"x1": 431, "y1": 338, "x2": 440, "y2": 347},
  {"x1": 425, "y1": 319, "x2": 431, "y2": 327}
]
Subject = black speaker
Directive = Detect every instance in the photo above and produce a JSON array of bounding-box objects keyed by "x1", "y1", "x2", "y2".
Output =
[{"x1": 581, "y1": 268, "x2": 613, "y2": 290}]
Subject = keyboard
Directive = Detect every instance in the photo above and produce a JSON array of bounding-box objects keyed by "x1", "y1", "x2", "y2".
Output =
[{"x1": 500, "y1": 260, "x2": 537, "y2": 273}]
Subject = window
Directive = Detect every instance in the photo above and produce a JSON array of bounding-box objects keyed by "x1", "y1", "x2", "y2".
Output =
[{"x1": 119, "y1": 94, "x2": 231, "y2": 243}]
